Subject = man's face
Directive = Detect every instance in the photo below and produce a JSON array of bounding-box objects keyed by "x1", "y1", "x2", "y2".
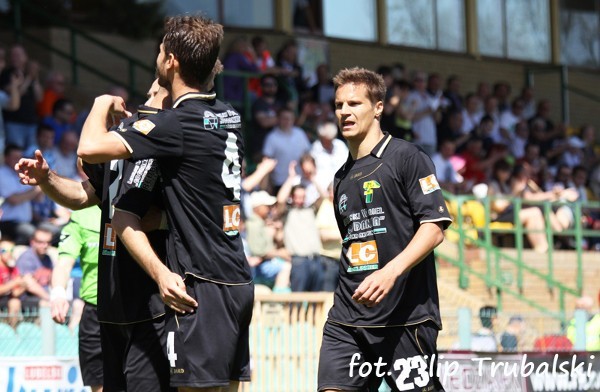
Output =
[
  {"x1": 57, "y1": 103, "x2": 75, "y2": 123},
  {"x1": 10, "y1": 46, "x2": 27, "y2": 69},
  {"x1": 145, "y1": 79, "x2": 172, "y2": 109},
  {"x1": 31, "y1": 230, "x2": 52, "y2": 256},
  {"x1": 335, "y1": 83, "x2": 382, "y2": 142},
  {"x1": 0, "y1": 241, "x2": 15, "y2": 267},
  {"x1": 254, "y1": 204, "x2": 270, "y2": 219},
  {"x1": 156, "y1": 43, "x2": 170, "y2": 89},
  {"x1": 4, "y1": 149, "x2": 22, "y2": 168},
  {"x1": 261, "y1": 78, "x2": 278, "y2": 97},
  {"x1": 278, "y1": 111, "x2": 295, "y2": 131},
  {"x1": 291, "y1": 187, "x2": 306, "y2": 208},
  {"x1": 38, "y1": 129, "x2": 55, "y2": 150}
]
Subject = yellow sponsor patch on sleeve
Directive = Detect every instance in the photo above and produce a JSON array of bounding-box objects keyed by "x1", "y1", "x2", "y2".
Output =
[
  {"x1": 132, "y1": 119, "x2": 156, "y2": 135},
  {"x1": 419, "y1": 174, "x2": 441, "y2": 195}
]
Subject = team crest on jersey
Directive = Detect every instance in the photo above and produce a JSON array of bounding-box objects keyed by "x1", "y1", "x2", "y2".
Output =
[
  {"x1": 419, "y1": 174, "x2": 441, "y2": 195},
  {"x1": 347, "y1": 240, "x2": 379, "y2": 273},
  {"x1": 204, "y1": 110, "x2": 219, "y2": 130},
  {"x1": 132, "y1": 119, "x2": 155, "y2": 135},
  {"x1": 363, "y1": 180, "x2": 381, "y2": 203},
  {"x1": 338, "y1": 194, "x2": 348, "y2": 213}
]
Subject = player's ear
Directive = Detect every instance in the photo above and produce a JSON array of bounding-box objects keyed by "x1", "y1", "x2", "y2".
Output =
[
  {"x1": 166, "y1": 53, "x2": 177, "y2": 70},
  {"x1": 374, "y1": 100, "x2": 384, "y2": 119}
]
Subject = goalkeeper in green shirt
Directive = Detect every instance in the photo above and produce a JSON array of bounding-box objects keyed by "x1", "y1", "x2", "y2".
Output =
[{"x1": 51, "y1": 205, "x2": 102, "y2": 392}]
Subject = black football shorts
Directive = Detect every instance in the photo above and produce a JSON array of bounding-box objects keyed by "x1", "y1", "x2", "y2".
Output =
[
  {"x1": 100, "y1": 315, "x2": 174, "y2": 392},
  {"x1": 165, "y1": 277, "x2": 254, "y2": 388},
  {"x1": 318, "y1": 320, "x2": 445, "y2": 392},
  {"x1": 78, "y1": 303, "x2": 103, "y2": 387}
]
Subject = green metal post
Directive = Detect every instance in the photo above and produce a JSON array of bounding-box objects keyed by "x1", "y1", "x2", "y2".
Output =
[
  {"x1": 574, "y1": 202, "x2": 583, "y2": 294},
  {"x1": 495, "y1": 250, "x2": 502, "y2": 312},
  {"x1": 514, "y1": 197, "x2": 524, "y2": 291},
  {"x1": 456, "y1": 196, "x2": 468, "y2": 289},
  {"x1": 559, "y1": 287, "x2": 565, "y2": 322},
  {"x1": 458, "y1": 307, "x2": 472, "y2": 350},
  {"x1": 484, "y1": 196, "x2": 493, "y2": 286},
  {"x1": 70, "y1": 30, "x2": 78, "y2": 85},
  {"x1": 544, "y1": 202, "x2": 554, "y2": 266},
  {"x1": 574, "y1": 309, "x2": 587, "y2": 351}
]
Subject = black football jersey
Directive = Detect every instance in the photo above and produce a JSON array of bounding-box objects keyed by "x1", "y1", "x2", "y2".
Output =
[
  {"x1": 82, "y1": 105, "x2": 167, "y2": 324},
  {"x1": 111, "y1": 92, "x2": 252, "y2": 284},
  {"x1": 327, "y1": 134, "x2": 452, "y2": 327}
]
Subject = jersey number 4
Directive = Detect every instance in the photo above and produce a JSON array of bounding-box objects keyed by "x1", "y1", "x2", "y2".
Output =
[
  {"x1": 221, "y1": 132, "x2": 242, "y2": 201},
  {"x1": 167, "y1": 331, "x2": 177, "y2": 367}
]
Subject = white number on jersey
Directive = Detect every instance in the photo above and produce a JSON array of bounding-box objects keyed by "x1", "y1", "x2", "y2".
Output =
[
  {"x1": 166, "y1": 331, "x2": 177, "y2": 367},
  {"x1": 221, "y1": 132, "x2": 242, "y2": 201}
]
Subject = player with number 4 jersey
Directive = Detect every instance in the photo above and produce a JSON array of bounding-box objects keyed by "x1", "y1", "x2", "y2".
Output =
[{"x1": 77, "y1": 15, "x2": 253, "y2": 389}]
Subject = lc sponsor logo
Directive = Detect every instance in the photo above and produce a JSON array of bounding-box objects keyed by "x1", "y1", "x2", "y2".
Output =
[
  {"x1": 347, "y1": 240, "x2": 379, "y2": 273},
  {"x1": 363, "y1": 180, "x2": 381, "y2": 203},
  {"x1": 102, "y1": 223, "x2": 117, "y2": 256},
  {"x1": 223, "y1": 205, "x2": 241, "y2": 236}
]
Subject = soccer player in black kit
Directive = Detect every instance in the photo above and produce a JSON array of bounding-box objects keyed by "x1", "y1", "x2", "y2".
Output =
[
  {"x1": 317, "y1": 68, "x2": 452, "y2": 392},
  {"x1": 77, "y1": 16, "x2": 253, "y2": 391},
  {"x1": 15, "y1": 80, "x2": 176, "y2": 391}
]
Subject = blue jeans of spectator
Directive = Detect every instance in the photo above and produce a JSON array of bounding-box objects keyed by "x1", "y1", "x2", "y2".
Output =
[
  {"x1": 321, "y1": 256, "x2": 339, "y2": 292},
  {"x1": 252, "y1": 257, "x2": 286, "y2": 288},
  {"x1": 5, "y1": 122, "x2": 37, "y2": 150},
  {"x1": 290, "y1": 255, "x2": 324, "y2": 292}
]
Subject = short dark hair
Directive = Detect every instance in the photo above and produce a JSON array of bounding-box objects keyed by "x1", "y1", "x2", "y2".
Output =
[
  {"x1": 37, "y1": 123, "x2": 55, "y2": 136},
  {"x1": 333, "y1": 67, "x2": 386, "y2": 104},
  {"x1": 4, "y1": 143, "x2": 22, "y2": 157},
  {"x1": 162, "y1": 15, "x2": 223, "y2": 88},
  {"x1": 479, "y1": 306, "x2": 497, "y2": 329},
  {"x1": 52, "y1": 98, "x2": 73, "y2": 115}
]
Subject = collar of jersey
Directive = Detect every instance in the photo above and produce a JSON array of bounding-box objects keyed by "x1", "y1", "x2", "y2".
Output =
[
  {"x1": 369, "y1": 133, "x2": 393, "y2": 159},
  {"x1": 173, "y1": 91, "x2": 217, "y2": 108},
  {"x1": 137, "y1": 105, "x2": 160, "y2": 115}
]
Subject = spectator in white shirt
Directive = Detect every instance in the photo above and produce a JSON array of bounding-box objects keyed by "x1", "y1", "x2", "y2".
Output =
[{"x1": 310, "y1": 122, "x2": 348, "y2": 192}]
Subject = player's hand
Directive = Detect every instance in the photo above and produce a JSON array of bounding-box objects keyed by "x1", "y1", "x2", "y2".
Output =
[
  {"x1": 352, "y1": 268, "x2": 399, "y2": 307},
  {"x1": 15, "y1": 150, "x2": 50, "y2": 186},
  {"x1": 95, "y1": 95, "x2": 132, "y2": 126},
  {"x1": 256, "y1": 157, "x2": 277, "y2": 174},
  {"x1": 288, "y1": 160, "x2": 297, "y2": 179},
  {"x1": 157, "y1": 272, "x2": 198, "y2": 314},
  {"x1": 51, "y1": 298, "x2": 70, "y2": 324}
]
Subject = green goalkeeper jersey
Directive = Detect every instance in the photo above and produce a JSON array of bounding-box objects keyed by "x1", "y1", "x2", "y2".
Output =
[{"x1": 58, "y1": 206, "x2": 102, "y2": 305}]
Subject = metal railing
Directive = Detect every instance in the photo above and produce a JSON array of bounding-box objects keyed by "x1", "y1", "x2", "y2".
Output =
[
  {"x1": 438, "y1": 191, "x2": 600, "y2": 320},
  {"x1": 11, "y1": 0, "x2": 155, "y2": 100}
]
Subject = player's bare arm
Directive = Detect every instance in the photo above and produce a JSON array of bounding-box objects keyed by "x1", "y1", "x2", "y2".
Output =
[
  {"x1": 111, "y1": 209, "x2": 198, "y2": 314},
  {"x1": 50, "y1": 256, "x2": 77, "y2": 324},
  {"x1": 352, "y1": 221, "x2": 445, "y2": 307},
  {"x1": 78, "y1": 94, "x2": 132, "y2": 163},
  {"x1": 14, "y1": 150, "x2": 100, "y2": 210}
]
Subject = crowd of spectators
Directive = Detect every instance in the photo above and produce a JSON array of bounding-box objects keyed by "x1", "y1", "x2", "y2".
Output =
[{"x1": 1, "y1": 34, "x2": 599, "y2": 322}]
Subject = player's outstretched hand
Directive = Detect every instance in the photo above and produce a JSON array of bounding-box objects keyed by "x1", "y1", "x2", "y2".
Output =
[
  {"x1": 352, "y1": 268, "x2": 398, "y2": 307},
  {"x1": 158, "y1": 271, "x2": 198, "y2": 314},
  {"x1": 15, "y1": 150, "x2": 50, "y2": 186},
  {"x1": 51, "y1": 298, "x2": 70, "y2": 324}
]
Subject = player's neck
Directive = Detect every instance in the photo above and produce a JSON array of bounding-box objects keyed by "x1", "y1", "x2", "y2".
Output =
[
  {"x1": 170, "y1": 77, "x2": 209, "y2": 102},
  {"x1": 349, "y1": 127, "x2": 384, "y2": 160}
]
